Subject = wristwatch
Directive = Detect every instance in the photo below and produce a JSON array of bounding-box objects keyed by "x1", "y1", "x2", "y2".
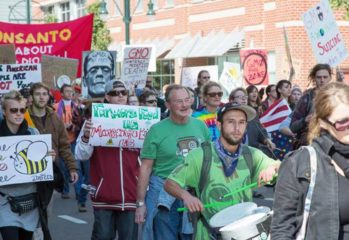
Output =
[{"x1": 136, "y1": 201, "x2": 145, "y2": 208}]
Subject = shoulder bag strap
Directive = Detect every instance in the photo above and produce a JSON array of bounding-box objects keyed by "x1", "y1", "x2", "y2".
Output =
[{"x1": 296, "y1": 145, "x2": 317, "y2": 240}]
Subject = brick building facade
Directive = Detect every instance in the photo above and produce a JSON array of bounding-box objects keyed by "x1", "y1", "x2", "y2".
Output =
[{"x1": 33, "y1": 0, "x2": 349, "y2": 90}]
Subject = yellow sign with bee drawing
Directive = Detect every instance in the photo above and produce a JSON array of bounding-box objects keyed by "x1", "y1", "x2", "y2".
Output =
[{"x1": 0, "y1": 134, "x2": 53, "y2": 186}]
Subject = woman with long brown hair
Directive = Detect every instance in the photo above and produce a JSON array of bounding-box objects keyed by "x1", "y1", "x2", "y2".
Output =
[{"x1": 271, "y1": 82, "x2": 349, "y2": 239}]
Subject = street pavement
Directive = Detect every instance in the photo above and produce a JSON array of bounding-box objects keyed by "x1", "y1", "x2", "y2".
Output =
[{"x1": 0, "y1": 186, "x2": 274, "y2": 240}]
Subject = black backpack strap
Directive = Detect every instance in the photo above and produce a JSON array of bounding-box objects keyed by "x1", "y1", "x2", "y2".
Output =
[
  {"x1": 242, "y1": 144, "x2": 254, "y2": 177},
  {"x1": 198, "y1": 141, "x2": 212, "y2": 195}
]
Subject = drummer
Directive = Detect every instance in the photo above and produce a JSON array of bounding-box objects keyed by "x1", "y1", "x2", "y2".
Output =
[{"x1": 164, "y1": 102, "x2": 280, "y2": 240}]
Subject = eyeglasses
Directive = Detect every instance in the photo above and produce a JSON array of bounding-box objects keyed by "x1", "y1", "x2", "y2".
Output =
[
  {"x1": 9, "y1": 108, "x2": 26, "y2": 114},
  {"x1": 108, "y1": 90, "x2": 128, "y2": 97},
  {"x1": 173, "y1": 98, "x2": 191, "y2": 105},
  {"x1": 324, "y1": 118, "x2": 349, "y2": 131},
  {"x1": 207, "y1": 92, "x2": 223, "y2": 98},
  {"x1": 146, "y1": 99, "x2": 157, "y2": 104}
]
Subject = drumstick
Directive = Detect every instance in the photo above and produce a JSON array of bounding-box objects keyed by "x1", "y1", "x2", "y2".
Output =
[
  {"x1": 219, "y1": 175, "x2": 278, "y2": 200},
  {"x1": 177, "y1": 200, "x2": 239, "y2": 212}
]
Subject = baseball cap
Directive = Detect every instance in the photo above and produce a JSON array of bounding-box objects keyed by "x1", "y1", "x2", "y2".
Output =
[
  {"x1": 217, "y1": 102, "x2": 256, "y2": 122},
  {"x1": 105, "y1": 80, "x2": 126, "y2": 94}
]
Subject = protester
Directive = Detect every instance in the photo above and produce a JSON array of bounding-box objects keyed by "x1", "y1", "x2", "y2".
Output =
[
  {"x1": 82, "y1": 51, "x2": 115, "y2": 98},
  {"x1": 271, "y1": 82, "x2": 349, "y2": 239},
  {"x1": 75, "y1": 80, "x2": 140, "y2": 240},
  {"x1": 192, "y1": 81, "x2": 223, "y2": 141},
  {"x1": 128, "y1": 95, "x2": 139, "y2": 106},
  {"x1": 195, "y1": 70, "x2": 211, "y2": 107},
  {"x1": 0, "y1": 90, "x2": 56, "y2": 240},
  {"x1": 246, "y1": 85, "x2": 262, "y2": 117},
  {"x1": 289, "y1": 85, "x2": 302, "y2": 110},
  {"x1": 19, "y1": 88, "x2": 33, "y2": 107},
  {"x1": 139, "y1": 90, "x2": 158, "y2": 108},
  {"x1": 135, "y1": 84, "x2": 210, "y2": 240},
  {"x1": 290, "y1": 63, "x2": 332, "y2": 147},
  {"x1": 164, "y1": 102, "x2": 280, "y2": 240},
  {"x1": 261, "y1": 84, "x2": 277, "y2": 112},
  {"x1": 229, "y1": 88, "x2": 276, "y2": 158},
  {"x1": 268, "y1": 79, "x2": 293, "y2": 160},
  {"x1": 54, "y1": 84, "x2": 81, "y2": 200}
]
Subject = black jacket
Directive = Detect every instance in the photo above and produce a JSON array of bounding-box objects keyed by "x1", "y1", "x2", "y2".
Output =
[{"x1": 271, "y1": 134, "x2": 340, "y2": 239}]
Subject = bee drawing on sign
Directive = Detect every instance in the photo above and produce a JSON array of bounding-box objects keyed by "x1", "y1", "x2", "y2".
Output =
[{"x1": 10, "y1": 140, "x2": 49, "y2": 175}]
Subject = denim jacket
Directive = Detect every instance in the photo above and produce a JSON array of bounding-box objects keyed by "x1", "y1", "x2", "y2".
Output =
[{"x1": 271, "y1": 134, "x2": 339, "y2": 240}]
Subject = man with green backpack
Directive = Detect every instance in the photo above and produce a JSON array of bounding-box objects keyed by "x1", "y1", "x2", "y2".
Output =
[{"x1": 164, "y1": 102, "x2": 280, "y2": 240}]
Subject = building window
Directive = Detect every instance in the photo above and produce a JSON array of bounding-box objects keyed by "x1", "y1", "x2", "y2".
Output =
[
  {"x1": 47, "y1": 6, "x2": 54, "y2": 15},
  {"x1": 135, "y1": 0, "x2": 144, "y2": 13},
  {"x1": 214, "y1": 51, "x2": 240, "y2": 77},
  {"x1": 148, "y1": 60, "x2": 175, "y2": 93},
  {"x1": 152, "y1": 0, "x2": 159, "y2": 10},
  {"x1": 165, "y1": 0, "x2": 174, "y2": 8},
  {"x1": 76, "y1": 0, "x2": 86, "y2": 17},
  {"x1": 61, "y1": 2, "x2": 70, "y2": 22}
]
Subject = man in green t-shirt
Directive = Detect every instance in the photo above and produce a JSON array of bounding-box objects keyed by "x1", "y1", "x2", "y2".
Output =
[
  {"x1": 164, "y1": 102, "x2": 280, "y2": 240},
  {"x1": 135, "y1": 84, "x2": 210, "y2": 240}
]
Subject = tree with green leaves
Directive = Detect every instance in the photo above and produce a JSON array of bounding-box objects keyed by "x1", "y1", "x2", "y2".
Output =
[
  {"x1": 87, "y1": 1, "x2": 112, "y2": 51},
  {"x1": 330, "y1": 0, "x2": 349, "y2": 19}
]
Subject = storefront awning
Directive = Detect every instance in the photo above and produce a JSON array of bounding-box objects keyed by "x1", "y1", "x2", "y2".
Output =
[{"x1": 165, "y1": 29, "x2": 244, "y2": 59}]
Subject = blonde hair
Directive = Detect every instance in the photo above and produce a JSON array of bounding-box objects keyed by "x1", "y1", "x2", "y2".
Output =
[
  {"x1": 308, "y1": 82, "x2": 349, "y2": 143},
  {"x1": 1, "y1": 90, "x2": 25, "y2": 110}
]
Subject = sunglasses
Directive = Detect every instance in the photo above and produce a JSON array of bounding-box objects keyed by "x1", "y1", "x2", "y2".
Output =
[
  {"x1": 9, "y1": 108, "x2": 26, "y2": 114},
  {"x1": 324, "y1": 118, "x2": 349, "y2": 131},
  {"x1": 108, "y1": 90, "x2": 128, "y2": 97},
  {"x1": 146, "y1": 99, "x2": 157, "y2": 104},
  {"x1": 207, "y1": 92, "x2": 223, "y2": 98}
]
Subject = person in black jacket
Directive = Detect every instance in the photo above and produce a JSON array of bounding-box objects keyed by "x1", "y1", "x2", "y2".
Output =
[{"x1": 272, "y1": 82, "x2": 349, "y2": 239}]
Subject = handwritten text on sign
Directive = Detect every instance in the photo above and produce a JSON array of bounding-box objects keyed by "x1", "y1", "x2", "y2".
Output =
[
  {"x1": 0, "y1": 134, "x2": 53, "y2": 186},
  {"x1": 302, "y1": 0, "x2": 347, "y2": 67},
  {"x1": 0, "y1": 63, "x2": 41, "y2": 93},
  {"x1": 121, "y1": 47, "x2": 151, "y2": 90},
  {"x1": 240, "y1": 49, "x2": 269, "y2": 86},
  {"x1": 90, "y1": 103, "x2": 160, "y2": 148}
]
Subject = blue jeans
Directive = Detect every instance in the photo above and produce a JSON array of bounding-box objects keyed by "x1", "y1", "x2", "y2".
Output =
[
  {"x1": 76, "y1": 160, "x2": 90, "y2": 204},
  {"x1": 91, "y1": 209, "x2": 137, "y2": 240},
  {"x1": 59, "y1": 142, "x2": 82, "y2": 199},
  {"x1": 142, "y1": 175, "x2": 192, "y2": 240}
]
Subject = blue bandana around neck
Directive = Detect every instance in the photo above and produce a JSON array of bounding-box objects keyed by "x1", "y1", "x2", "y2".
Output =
[{"x1": 214, "y1": 139, "x2": 242, "y2": 177}]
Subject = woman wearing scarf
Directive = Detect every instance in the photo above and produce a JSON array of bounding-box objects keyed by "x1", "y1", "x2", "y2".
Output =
[
  {"x1": 271, "y1": 82, "x2": 349, "y2": 239},
  {"x1": 0, "y1": 91, "x2": 55, "y2": 240}
]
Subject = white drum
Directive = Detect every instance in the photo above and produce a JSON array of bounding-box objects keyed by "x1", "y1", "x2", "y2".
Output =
[
  {"x1": 209, "y1": 202, "x2": 257, "y2": 229},
  {"x1": 219, "y1": 211, "x2": 273, "y2": 240}
]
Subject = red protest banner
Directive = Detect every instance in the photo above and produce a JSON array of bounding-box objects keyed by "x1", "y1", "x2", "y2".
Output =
[
  {"x1": 0, "y1": 14, "x2": 93, "y2": 77},
  {"x1": 240, "y1": 49, "x2": 269, "y2": 86}
]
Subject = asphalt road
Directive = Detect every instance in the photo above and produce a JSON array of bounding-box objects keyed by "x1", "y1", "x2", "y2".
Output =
[{"x1": 0, "y1": 186, "x2": 274, "y2": 240}]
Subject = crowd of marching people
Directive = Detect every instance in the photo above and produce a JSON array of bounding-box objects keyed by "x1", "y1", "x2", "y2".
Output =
[{"x1": 0, "y1": 62, "x2": 349, "y2": 240}]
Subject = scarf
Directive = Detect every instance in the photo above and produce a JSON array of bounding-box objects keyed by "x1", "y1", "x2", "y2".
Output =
[
  {"x1": 0, "y1": 118, "x2": 30, "y2": 137},
  {"x1": 326, "y1": 133, "x2": 349, "y2": 179},
  {"x1": 214, "y1": 139, "x2": 242, "y2": 177}
]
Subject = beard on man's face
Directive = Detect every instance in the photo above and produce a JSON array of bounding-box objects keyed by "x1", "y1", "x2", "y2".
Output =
[{"x1": 220, "y1": 127, "x2": 244, "y2": 146}]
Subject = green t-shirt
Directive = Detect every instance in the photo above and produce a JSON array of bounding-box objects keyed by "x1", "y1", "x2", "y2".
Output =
[
  {"x1": 168, "y1": 143, "x2": 278, "y2": 240},
  {"x1": 141, "y1": 117, "x2": 210, "y2": 178}
]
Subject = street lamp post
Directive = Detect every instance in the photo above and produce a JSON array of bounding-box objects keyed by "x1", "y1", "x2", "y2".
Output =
[
  {"x1": 26, "y1": 0, "x2": 31, "y2": 24},
  {"x1": 99, "y1": 0, "x2": 155, "y2": 45}
]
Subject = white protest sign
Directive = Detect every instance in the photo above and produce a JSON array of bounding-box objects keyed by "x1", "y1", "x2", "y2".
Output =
[
  {"x1": 0, "y1": 134, "x2": 53, "y2": 186},
  {"x1": 121, "y1": 46, "x2": 152, "y2": 90},
  {"x1": 302, "y1": 0, "x2": 348, "y2": 67},
  {"x1": 218, "y1": 62, "x2": 242, "y2": 102},
  {"x1": 0, "y1": 63, "x2": 41, "y2": 94},
  {"x1": 181, "y1": 65, "x2": 218, "y2": 90},
  {"x1": 90, "y1": 103, "x2": 161, "y2": 148}
]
